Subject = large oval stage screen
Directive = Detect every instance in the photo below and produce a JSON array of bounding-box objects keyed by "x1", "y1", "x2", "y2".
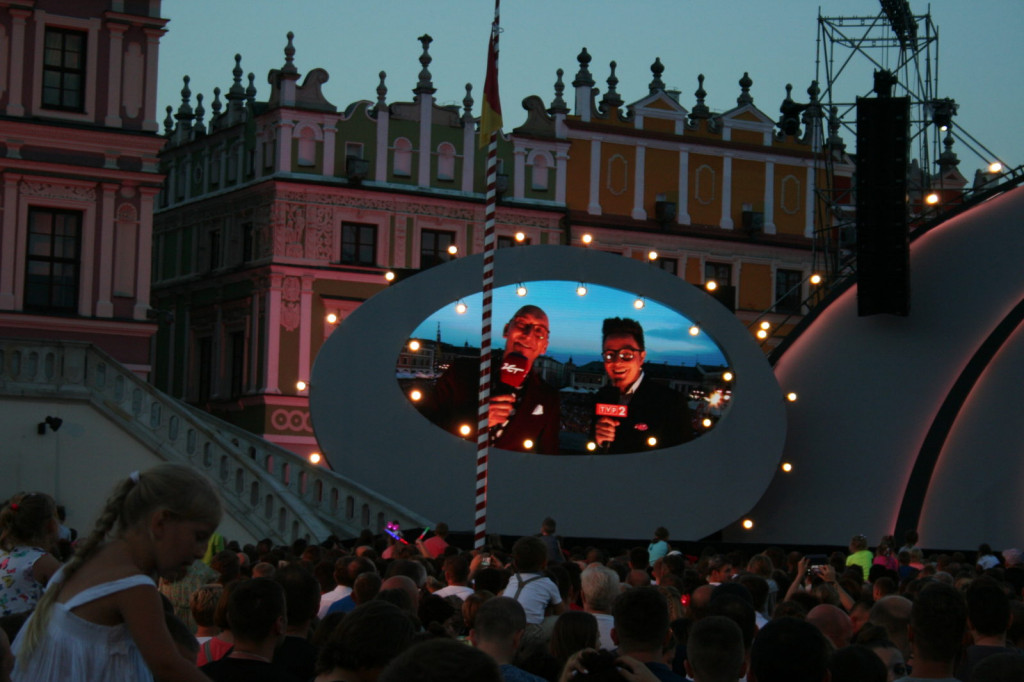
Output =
[{"x1": 396, "y1": 280, "x2": 731, "y2": 455}]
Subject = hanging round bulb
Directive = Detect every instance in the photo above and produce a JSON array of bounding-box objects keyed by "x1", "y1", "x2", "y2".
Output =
[
  {"x1": 326, "y1": 312, "x2": 338, "y2": 324},
  {"x1": 515, "y1": 231, "x2": 526, "y2": 242},
  {"x1": 309, "y1": 452, "x2": 322, "y2": 465},
  {"x1": 447, "y1": 244, "x2": 459, "y2": 255},
  {"x1": 408, "y1": 340, "x2": 421, "y2": 351},
  {"x1": 925, "y1": 192, "x2": 940, "y2": 205},
  {"x1": 633, "y1": 297, "x2": 645, "y2": 310},
  {"x1": 689, "y1": 324, "x2": 700, "y2": 337},
  {"x1": 742, "y1": 518, "x2": 754, "y2": 530},
  {"x1": 296, "y1": 380, "x2": 307, "y2": 391},
  {"x1": 648, "y1": 250, "x2": 658, "y2": 261},
  {"x1": 722, "y1": 371, "x2": 734, "y2": 382},
  {"x1": 384, "y1": 271, "x2": 396, "y2": 282},
  {"x1": 409, "y1": 389, "x2": 422, "y2": 402},
  {"x1": 989, "y1": 162, "x2": 1003, "y2": 174},
  {"x1": 781, "y1": 462, "x2": 793, "y2": 473},
  {"x1": 760, "y1": 321, "x2": 771, "y2": 331},
  {"x1": 458, "y1": 424, "x2": 472, "y2": 436},
  {"x1": 756, "y1": 329, "x2": 768, "y2": 340},
  {"x1": 455, "y1": 301, "x2": 468, "y2": 314},
  {"x1": 810, "y1": 273, "x2": 822, "y2": 285},
  {"x1": 705, "y1": 280, "x2": 718, "y2": 292},
  {"x1": 576, "y1": 283, "x2": 588, "y2": 296},
  {"x1": 581, "y1": 233, "x2": 593, "y2": 245},
  {"x1": 516, "y1": 284, "x2": 528, "y2": 297}
]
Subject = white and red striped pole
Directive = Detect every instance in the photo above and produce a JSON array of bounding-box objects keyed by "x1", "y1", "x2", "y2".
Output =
[{"x1": 476, "y1": 0, "x2": 501, "y2": 550}]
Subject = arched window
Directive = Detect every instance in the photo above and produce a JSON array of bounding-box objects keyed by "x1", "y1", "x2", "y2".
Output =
[
  {"x1": 297, "y1": 126, "x2": 317, "y2": 167},
  {"x1": 437, "y1": 142, "x2": 456, "y2": 181},
  {"x1": 530, "y1": 152, "x2": 551, "y2": 191},
  {"x1": 393, "y1": 138, "x2": 413, "y2": 177}
]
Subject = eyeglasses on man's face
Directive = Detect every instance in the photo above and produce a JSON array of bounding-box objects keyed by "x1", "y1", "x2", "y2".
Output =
[
  {"x1": 602, "y1": 348, "x2": 641, "y2": 363},
  {"x1": 511, "y1": 318, "x2": 549, "y2": 341}
]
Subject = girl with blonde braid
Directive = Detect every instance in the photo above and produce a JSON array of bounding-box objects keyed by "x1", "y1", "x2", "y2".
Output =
[
  {"x1": 12, "y1": 463, "x2": 222, "y2": 681},
  {"x1": 0, "y1": 492, "x2": 61, "y2": 617}
]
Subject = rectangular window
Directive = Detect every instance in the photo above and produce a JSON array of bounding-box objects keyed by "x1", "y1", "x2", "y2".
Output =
[
  {"x1": 775, "y1": 268, "x2": 804, "y2": 314},
  {"x1": 420, "y1": 229, "x2": 455, "y2": 269},
  {"x1": 242, "y1": 222, "x2": 255, "y2": 262},
  {"x1": 228, "y1": 330, "x2": 246, "y2": 398},
  {"x1": 704, "y1": 261, "x2": 732, "y2": 286},
  {"x1": 196, "y1": 336, "x2": 213, "y2": 402},
  {"x1": 340, "y1": 223, "x2": 377, "y2": 266},
  {"x1": 656, "y1": 257, "x2": 678, "y2": 275},
  {"x1": 42, "y1": 28, "x2": 86, "y2": 111},
  {"x1": 208, "y1": 229, "x2": 221, "y2": 271},
  {"x1": 25, "y1": 208, "x2": 82, "y2": 312}
]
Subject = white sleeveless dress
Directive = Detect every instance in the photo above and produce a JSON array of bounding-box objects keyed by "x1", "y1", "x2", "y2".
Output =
[{"x1": 11, "y1": 571, "x2": 155, "y2": 681}]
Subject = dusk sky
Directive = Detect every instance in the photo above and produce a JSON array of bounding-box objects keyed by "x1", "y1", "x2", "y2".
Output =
[
  {"x1": 409, "y1": 280, "x2": 730, "y2": 367},
  {"x1": 158, "y1": 1, "x2": 1023, "y2": 171}
]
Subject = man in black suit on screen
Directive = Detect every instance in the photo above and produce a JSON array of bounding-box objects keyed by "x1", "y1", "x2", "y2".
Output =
[{"x1": 591, "y1": 317, "x2": 694, "y2": 454}]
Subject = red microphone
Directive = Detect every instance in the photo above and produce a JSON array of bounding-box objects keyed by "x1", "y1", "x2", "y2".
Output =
[
  {"x1": 499, "y1": 352, "x2": 529, "y2": 390},
  {"x1": 491, "y1": 352, "x2": 529, "y2": 442},
  {"x1": 594, "y1": 403, "x2": 628, "y2": 451}
]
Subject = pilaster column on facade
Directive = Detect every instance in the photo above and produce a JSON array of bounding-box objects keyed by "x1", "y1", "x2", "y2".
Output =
[
  {"x1": 198, "y1": 148, "x2": 209, "y2": 195},
  {"x1": 555, "y1": 149, "x2": 568, "y2": 205},
  {"x1": 513, "y1": 144, "x2": 526, "y2": 199},
  {"x1": 249, "y1": 292, "x2": 261, "y2": 394},
  {"x1": 264, "y1": 274, "x2": 284, "y2": 394},
  {"x1": 0, "y1": 174, "x2": 21, "y2": 308},
  {"x1": 720, "y1": 156, "x2": 734, "y2": 229},
  {"x1": 764, "y1": 160, "x2": 777, "y2": 234},
  {"x1": 298, "y1": 273, "x2": 314, "y2": 394},
  {"x1": 217, "y1": 141, "x2": 227, "y2": 187},
  {"x1": 181, "y1": 157, "x2": 191, "y2": 202},
  {"x1": 461, "y1": 119, "x2": 475, "y2": 192},
  {"x1": 77, "y1": 191, "x2": 98, "y2": 318},
  {"x1": 104, "y1": 22, "x2": 128, "y2": 127},
  {"x1": 588, "y1": 139, "x2": 602, "y2": 215},
  {"x1": 322, "y1": 122, "x2": 337, "y2": 176},
  {"x1": 375, "y1": 108, "x2": 390, "y2": 183},
  {"x1": 212, "y1": 300, "x2": 224, "y2": 399},
  {"x1": 96, "y1": 183, "x2": 118, "y2": 317},
  {"x1": 142, "y1": 28, "x2": 164, "y2": 131},
  {"x1": 575, "y1": 85, "x2": 591, "y2": 122},
  {"x1": 276, "y1": 119, "x2": 294, "y2": 173},
  {"x1": 677, "y1": 150, "x2": 691, "y2": 224},
  {"x1": 804, "y1": 164, "x2": 815, "y2": 238},
  {"x1": 632, "y1": 145, "x2": 647, "y2": 220},
  {"x1": 7, "y1": 8, "x2": 30, "y2": 116},
  {"x1": 417, "y1": 95, "x2": 433, "y2": 186},
  {"x1": 133, "y1": 187, "x2": 158, "y2": 319}
]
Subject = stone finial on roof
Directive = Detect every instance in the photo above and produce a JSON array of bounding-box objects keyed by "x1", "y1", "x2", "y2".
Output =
[
  {"x1": 414, "y1": 34, "x2": 436, "y2": 96},
  {"x1": 376, "y1": 71, "x2": 388, "y2": 111},
  {"x1": 801, "y1": 80, "x2": 823, "y2": 140},
  {"x1": 778, "y1": 83, "x2": 803, "y2": 136},
  {"x1": 211, "y1": 87, "x2": 223, "y2": 118},
  {"x1": 573, "y1": 47, "x2": 594, "y2": 87},
  {"x1": 175, "y1": 75, "x2": 194, "y2": 122},
  {"x1": 549, "y1": 68, "x2": 569, "y2": 114},
  {"x1": 649, "y1": 57, "x2": 666, "y2": 94},
  {"x1": 163, "y1": 105, "x2": 173, "y2": 136},
  {"x1": 194, "y1": 92, "x2": 205, "y2": 132},
  {"x1": 690, "y1": 73, "x2": 710, "y2": 120},
  {"x1": 281, "y1": 31, "x2": 298, "y2": 76},
  {"x1": 737, "y1": 72, "x2": 753, "y2": 106},
  {"x1": 246, "y1": 73, "x2": 257, "y2": 103},
  {"x1": 228, "y1": 54, "x2": 246, "y2": 101},
  {"x1": 600, "y1": 61, "x2": 623, "y2": 110},
  {"x1": 463, "y1": 83, "x2": 475, "y2": 122},
  {"x1": 826, "y1": 105, "x2": 845, "y2": 152}
]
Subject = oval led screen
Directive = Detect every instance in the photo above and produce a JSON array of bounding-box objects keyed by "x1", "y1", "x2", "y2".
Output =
[{"x1": 396, "y1": 281, "x2": 731, "y2": 454}]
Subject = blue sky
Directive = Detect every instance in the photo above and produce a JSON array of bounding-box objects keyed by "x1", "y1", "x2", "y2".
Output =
[
  {"x1": 158, "y1": 1, "x2": 1023, "y2": 170},
  {"x1": 410, "y1": 281, "x2": 728, "y2": 367}
]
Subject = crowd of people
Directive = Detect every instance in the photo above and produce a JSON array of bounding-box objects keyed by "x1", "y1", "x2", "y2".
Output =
[{"x1": 3, "y1": 468, "x2": 1024, "y2": 681}]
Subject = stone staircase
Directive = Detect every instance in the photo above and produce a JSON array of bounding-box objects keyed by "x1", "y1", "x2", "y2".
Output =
[{"x1": 0, "y1": 338, "x2": 429, "y2": 545}]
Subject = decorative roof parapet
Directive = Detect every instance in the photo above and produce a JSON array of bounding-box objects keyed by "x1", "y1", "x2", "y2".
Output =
[
  {"x1": 777, "y1": 83, "x2": 804, "y2": 137},
  {"x1": 800, "y1": 80, "x2": 823, "y2": 147},
  {"x1": 572, "y1": 47, "x2": 594, "y2": 87}
]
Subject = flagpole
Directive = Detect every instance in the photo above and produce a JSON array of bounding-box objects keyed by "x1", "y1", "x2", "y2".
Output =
[{"x1": 476, "y1": 0, "x2": 501, "y2": 550}]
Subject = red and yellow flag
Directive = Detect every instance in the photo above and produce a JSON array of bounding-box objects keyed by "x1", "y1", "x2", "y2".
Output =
[{"x1": 479, "y1": 6, "x2": 502, "y2": 147}]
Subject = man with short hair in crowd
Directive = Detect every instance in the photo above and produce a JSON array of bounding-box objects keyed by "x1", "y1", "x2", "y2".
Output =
[
  {"x1": 611, "y1": 585, "x2": 687, "y2": 681},
  {"x1": 434, "y1": 554, "x2": 474, "y2": 601},
  {"x1": 706, "y1": 556, "x2": 733, "y2": 586},
  {"x1": 200, "y1": 578, "x2": 300, "y2": 682},
  {"x1": 685, "y1": 615, "x2": 748, "y2": 682},
  {"x1": 748, "y1": 617, "x2": 830, "y2": 682},
  {"x1": 325, "y1": 556, "x2": 378, "y2": 616},
  {"x1": 955, "y1": 576, "x2": 1013, "y2": 681},
  {"x1": 901, "y1": 582, "x2": 967, "y2": 681},
  {"x1": 870, "y1": 595, "x2": 914, "y2": 662},
  {"x1": 470, "y1": 597, "x2": 547, "y2": 682}
]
